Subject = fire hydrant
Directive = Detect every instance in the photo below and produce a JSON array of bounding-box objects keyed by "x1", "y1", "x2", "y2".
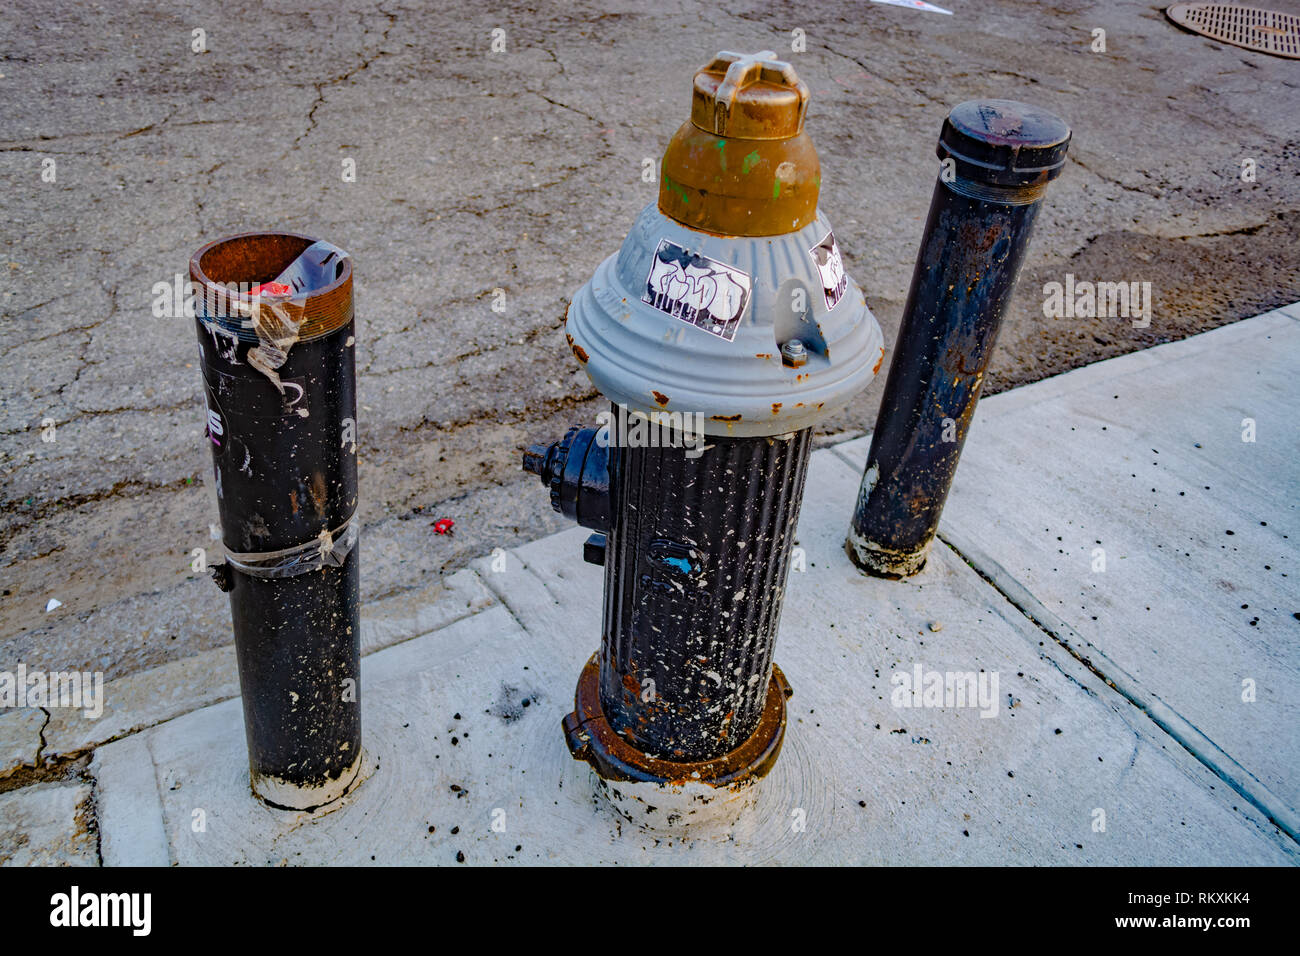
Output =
[{"x1": 524, "y1": 51, "x2": 883, "y2": 824}]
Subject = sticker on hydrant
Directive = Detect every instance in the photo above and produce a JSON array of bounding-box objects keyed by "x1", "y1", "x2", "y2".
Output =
[
  {"x1": 810, "y1": 231, "x2": 848, "y2": 311},
  {"x1": 642, "y1": 239, "x2": 751, "y2": 342}
]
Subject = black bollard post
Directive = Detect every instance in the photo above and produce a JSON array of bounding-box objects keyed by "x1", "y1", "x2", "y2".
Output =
[
  {"x1": 846, "y1": 100, "x2": 1071, "y2": 578},
  {"x1": 190, "y1": 232, "x2": 362, "y2": 810}
]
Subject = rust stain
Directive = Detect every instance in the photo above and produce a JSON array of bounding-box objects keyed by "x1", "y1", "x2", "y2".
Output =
[
  {"x1": 755, "y1": 352, "x2": 772, "y2": 360},
  {"x1": 872, "y1": 347, "x2": 885, "y2": 375},
  {"x1": 309, "y1": 472, "x2": 328, "y2": 518},
  {"x1": 289, "y1": 489, "x2": 299, "y2": 515},
  {"x1": 566, "y1": 331, "x2": 589, "y2": 363},
  {"x1": 902, "y1": 486, "x2": 931, "y2": 518},
  {"x1": 652, "y1": 390, "x2": 670, "y2": 406},
  {"x1": 710, "y1": 413, "x2": 742, "y2": 422},
  {"x1": 771, "y1": 402, "x2": 782, "y2": 415},
  {"x1": 959, "y1": 220, "x2": 1004, "y2": 254},
  {"x1": 944, "y1": 338, "x2": 988, "y2": 377}
]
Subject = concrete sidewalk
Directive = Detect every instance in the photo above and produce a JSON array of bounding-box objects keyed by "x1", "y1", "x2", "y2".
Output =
[{"x1": 4, "y1": 307, "x2": 1297, "y2": 865}]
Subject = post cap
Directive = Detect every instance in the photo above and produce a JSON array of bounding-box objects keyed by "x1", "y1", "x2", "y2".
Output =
[
  {"x1": 938, "y1": 99, "x2": 1071, "y2": 188},
  {"x1": 690, "y1": 50, "x2": 811, "y2": 140}
]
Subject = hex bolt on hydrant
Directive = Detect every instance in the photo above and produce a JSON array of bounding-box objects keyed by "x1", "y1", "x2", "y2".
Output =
[
  {"x1": 191, "y1": 232, "x2": 363, "y2": 811},
  {"x1": 524, "y1": 52, "x2": 883, "y2": 826},
  {"x1": 846, "y1": 100, "x2": 1071, "y2": 578}
]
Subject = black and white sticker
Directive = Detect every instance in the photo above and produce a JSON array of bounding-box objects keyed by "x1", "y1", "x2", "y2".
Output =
[
  {"x1": 810, "y1": 231, "x2": 848, "y2": 311},
  {"x1": 642, "y1": 239, "x2": 751, "y2": 342}
]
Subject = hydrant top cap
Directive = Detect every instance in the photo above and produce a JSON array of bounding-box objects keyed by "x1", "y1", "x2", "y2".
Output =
[{"x1": 690, "y1": 50, "x2": 810, "y2": 140}]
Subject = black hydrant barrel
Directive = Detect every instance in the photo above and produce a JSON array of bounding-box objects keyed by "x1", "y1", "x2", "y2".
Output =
[
  {"x1": 601, "y1": 411, "x2": 809, "y2": 761},
  {"x1": 846, "y1": 100, "x2": 1070, "y2": 578},
  {"x1": 190, "y1": 232, "x2": 362, "y2": 810}
]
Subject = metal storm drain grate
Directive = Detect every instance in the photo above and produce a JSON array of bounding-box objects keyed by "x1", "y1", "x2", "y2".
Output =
[{"x1": 1167, "y1": 4, "x2": 1300, "y2": 58}]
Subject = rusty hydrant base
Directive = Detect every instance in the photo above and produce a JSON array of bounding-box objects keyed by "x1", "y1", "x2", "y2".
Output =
[{"x1": 562, "y1": 653, "x2": 791, "y2": 789}]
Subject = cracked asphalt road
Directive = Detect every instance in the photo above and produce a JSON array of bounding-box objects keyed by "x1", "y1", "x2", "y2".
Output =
[{"x1": 1, "y1": 0, "x2": 1297, "y2": 680}]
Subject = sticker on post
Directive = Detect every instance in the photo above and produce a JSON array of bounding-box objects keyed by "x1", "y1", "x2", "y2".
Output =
[
  {"x1": 810, "y1": 232, "x2": 848, "y2": 311},
  {"x1": 642, "y1": 239, "x2": 751, "y2": 342}
]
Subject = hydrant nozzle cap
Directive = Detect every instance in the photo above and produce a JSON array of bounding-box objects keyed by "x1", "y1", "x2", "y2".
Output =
[{"x1": 690, "y1": 50, "x2": 810, "y2": 140}]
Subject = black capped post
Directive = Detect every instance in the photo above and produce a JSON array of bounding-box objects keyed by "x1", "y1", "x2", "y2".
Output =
[{"x1": 846, "y1": 100, "x2": 1071, "y2": 578}]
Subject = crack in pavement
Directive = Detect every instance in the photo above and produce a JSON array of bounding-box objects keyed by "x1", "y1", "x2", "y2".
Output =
[{"x1": 289, "y1": 2, "x2": 400, "y2": 153}]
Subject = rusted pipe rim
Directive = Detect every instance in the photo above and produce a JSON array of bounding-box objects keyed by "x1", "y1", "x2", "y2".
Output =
[
  {"x1": 189, "y1": 231, "x2": 354, "y2": 343},
  {"x1": 562, "y1": 653, "x2": 791, "y2": 787}
]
